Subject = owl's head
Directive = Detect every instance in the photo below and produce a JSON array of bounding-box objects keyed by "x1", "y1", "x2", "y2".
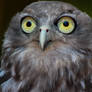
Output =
[
  {"x1": 2, "y1": 1, "x2": 92, "y2": 70},
  {"x1": 1, "y1": 1, "x2": 92, "y2": 91},
  {"x1": 4, "y1": 1, "x2": 92, "y2": 52},
  {"x1": 2, "y1": 0, "x2": 92, "y2": 73}
]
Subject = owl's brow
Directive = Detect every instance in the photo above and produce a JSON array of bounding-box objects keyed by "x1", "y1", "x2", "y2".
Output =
[
  {"x1": 59, "y1": 10, "x2": 75, "y2": 17},
  {"x1": 55, "y1": 11, "x2": 76, "y2": 23}
]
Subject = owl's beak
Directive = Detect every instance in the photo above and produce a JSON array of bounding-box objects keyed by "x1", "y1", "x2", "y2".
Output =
[{"x1": 39, "y1": 26, "x2": 48, "y2": 50}]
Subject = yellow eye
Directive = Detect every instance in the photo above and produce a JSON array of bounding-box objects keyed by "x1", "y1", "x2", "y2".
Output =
[
  {"x1": 57, "y1": 16, "x2": 76, "y2": 34},
  {"x1": 21, "y1": 17, "x2": 36, "y2": 33}
]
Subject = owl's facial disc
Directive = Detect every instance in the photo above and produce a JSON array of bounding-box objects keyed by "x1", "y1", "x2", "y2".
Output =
[{"x1": 39, "y1": 26, "x2": 50, "y2": 50}]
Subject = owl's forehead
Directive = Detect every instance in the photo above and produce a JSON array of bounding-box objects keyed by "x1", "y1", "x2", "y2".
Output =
[{"x1": 23, "y1": 1, "x2": 77, "y2": 21}]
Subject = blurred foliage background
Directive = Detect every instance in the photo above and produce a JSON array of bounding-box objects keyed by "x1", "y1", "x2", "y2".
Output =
[{"x1": 0, "y1": 0, "x2": 92, "y2": 57}]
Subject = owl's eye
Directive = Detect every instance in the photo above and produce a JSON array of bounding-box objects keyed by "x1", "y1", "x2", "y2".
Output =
[
  {"x1": 21, "y1": 17, "x2": 36, "y2": 33},
  {"x1": 57, "y1": 16, "x2": 76, "y2": 34}
]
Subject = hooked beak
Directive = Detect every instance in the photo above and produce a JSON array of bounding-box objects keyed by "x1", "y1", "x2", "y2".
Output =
[{"x1": 39, "y1": 26, "x2": 49, "y2": 50}]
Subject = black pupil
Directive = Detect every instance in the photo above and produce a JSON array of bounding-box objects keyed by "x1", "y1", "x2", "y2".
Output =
[
  {"x1": 63, "y1": 21, "x2": 69, "y2": 27},
  {"x1": 26, "y1": 21, "x2": 32, "y2": 27}
]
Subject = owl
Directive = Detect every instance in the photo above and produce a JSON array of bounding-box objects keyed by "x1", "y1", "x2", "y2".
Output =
[{"x1": 0, "y1": 1, "x2": 92, "y2": 92}]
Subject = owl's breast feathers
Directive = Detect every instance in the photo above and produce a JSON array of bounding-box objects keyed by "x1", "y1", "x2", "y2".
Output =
[{"x1": 1, "y1": 44, "x2": 92, "y2": 92}]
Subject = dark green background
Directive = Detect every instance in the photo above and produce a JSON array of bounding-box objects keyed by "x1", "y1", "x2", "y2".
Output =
[{"x1": 0, "y1": 0, "x2": 92, "y2": 57}]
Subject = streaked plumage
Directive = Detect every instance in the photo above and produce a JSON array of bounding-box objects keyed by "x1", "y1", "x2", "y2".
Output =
[{"x1": 0, "y1": 1, "x2": 92, "y2": 92}]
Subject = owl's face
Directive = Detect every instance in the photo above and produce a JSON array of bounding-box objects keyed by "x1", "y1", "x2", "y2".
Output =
[
  {"x1": 5, "y1": 1, "x2": 92, "y2": 51},
  {"x1": 2, "y1": 1, "x2": 92, "y2": 91}
]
